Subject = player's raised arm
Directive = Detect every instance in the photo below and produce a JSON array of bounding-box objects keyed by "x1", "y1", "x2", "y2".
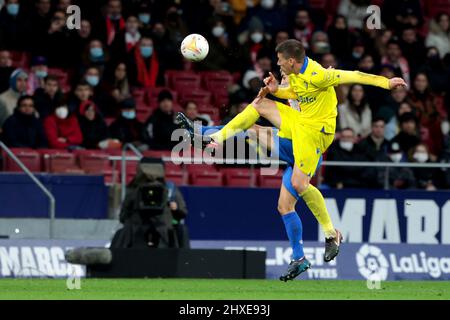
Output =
[
  {"x1": 259, "y1": 72, "x2": 297, "y2": 100},
  {"x1": 311, "y1": 67, "x2": 407, "y2": 90}
]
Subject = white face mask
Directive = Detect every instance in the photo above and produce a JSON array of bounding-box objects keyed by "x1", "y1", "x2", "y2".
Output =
[
  {"x1": 441, "y1": 120, "x2": 450, "y2": 135},
  {"x1": 413, "y1": 152, "x2": 428, "y2": 163},
  {"x1": 339, "y1": 141, "x2": 353, "y2": 151},
  {"x1": 261, "y1": 0, "x2": 275, "y2": 9},
  {"x1": 212, "y1": 26, "x2": 225, "y2": 37},
  {"x1": 55, "y1": 106, "x2": 69, "y2": 119},
  {"x1": 390, "y1": 153, "x2": 402, "y2": 163},
  {"x1": 250, "y1": 32, "x2": 263, "y2": 43}
]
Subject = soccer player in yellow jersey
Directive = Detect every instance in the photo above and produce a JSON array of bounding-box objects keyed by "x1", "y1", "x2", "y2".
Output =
[{"x1": 198, "y1": 39, "x2": 407, "y2": 280}]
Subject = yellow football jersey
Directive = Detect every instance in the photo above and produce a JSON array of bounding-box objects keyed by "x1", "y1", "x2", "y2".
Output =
[{"x1": 274, "y1": 57, "x2": 390, "y2": 134}]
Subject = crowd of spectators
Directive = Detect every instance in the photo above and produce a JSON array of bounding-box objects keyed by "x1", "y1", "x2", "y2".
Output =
[{"x1": 0, "y1": 0, "x2": 449, "y2": 189}]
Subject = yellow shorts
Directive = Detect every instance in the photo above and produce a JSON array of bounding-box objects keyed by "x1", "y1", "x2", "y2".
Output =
[{"x1": 276, "y1": 101, "x2": 334, "y2": 177}]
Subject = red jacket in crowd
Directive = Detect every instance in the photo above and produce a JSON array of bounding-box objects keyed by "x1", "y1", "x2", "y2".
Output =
[{"x1": 43, "y1": 114, "x2": 83, "y2": 149}]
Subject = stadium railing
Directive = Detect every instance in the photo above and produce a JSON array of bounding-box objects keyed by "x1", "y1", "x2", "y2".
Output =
[{"x1": 0, "y1": 140, "x2": 56, "y2": 238}]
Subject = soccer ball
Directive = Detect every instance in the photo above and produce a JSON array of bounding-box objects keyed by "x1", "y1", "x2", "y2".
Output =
[{"x1": 180, "y1": 34, "x2": 209, "y2": 62}]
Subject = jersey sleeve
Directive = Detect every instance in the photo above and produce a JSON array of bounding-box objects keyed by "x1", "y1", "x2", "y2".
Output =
[
  {"x1": 310, "y1": 68, "x2": 390, "y2": 89},
  {"x1": 273, "y1": 85, "x2": 298, "y2": 99}
]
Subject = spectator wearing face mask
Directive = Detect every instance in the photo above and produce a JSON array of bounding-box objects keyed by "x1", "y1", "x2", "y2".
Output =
[
  {"x1": 127, "y1": 36, "x2": 160, "y2": 88},
  {"x1": 0, "y1": 0, "x2": 30, "y2": 50},
  {"x1": 81, "y1": 39, "x2": 110, "y2": 74},
  {"x1": 409, "y1": 143, "x2": 439, "y2": 190},
  {"x1": 2, "y1": 95, "x2": 48, "y2": 149},
  {"x1": 0, "y1": 69, "x2": 28, "y2": 130},
  {"x1": 109, "y1": 97, "x2": 146, "y2": 149},
  {"x1": 33, "y1": 75, "x2": 64, "y2": 119},
  {"x1": 82, "y1": 66, "x2": 115, "y2": 117},
  {"x1": 137, "y1": 2, "x2": 152, "y2": 34},
  {"x1": 381, "y1": 141, "x2": 416, "y2": 189},
  {"x1": 198, "y1": 19, "x2": 241, "y2": 71},
  {"x1": 323, "y1": 127, "x2": 365, "y2": 189},
  {"x1": 43, "y1": 99, "x2": 83, "y2": 149},
  {"x1": 0, "y1": 50, "x2": 14, "y2": 93},
  {"x1": 309, "y1": 31, "x2": 331, "y2": 62},
  {"x1": 338, "y1": 84, "x2": 372, "y2": 138},
  {"x1": 110, "y1": 15, "x2": 141, "y2": 63},
  {"x1": 145, "y1": 90, "x2": 178, "y2": 150},
  {"x1": 27, "y1": 56, "x2": 48, "y2": 95},
  {"x1": 238, "y1": 17, "x2": 270, "y2": 69}
]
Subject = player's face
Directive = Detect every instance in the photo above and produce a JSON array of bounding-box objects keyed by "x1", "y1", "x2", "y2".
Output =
[{"x1": 277, "y1": 53, "x2": 296, "y2": 75}]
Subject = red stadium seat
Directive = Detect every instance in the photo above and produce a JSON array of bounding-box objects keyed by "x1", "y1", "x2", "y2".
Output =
[
  {"x1": 40, "y1": 150, "x2": 84, "y2": 174},
  {"x1": 75, "y1": 150, "x2": 112, "y2": 174},
  {"x1": 143, "y1": 150, "x2": 172, "y2": 159},
  {"x1": 180, "y1": 89, "x2": 212, "y2": 105},
  {"x1": 186, "y1": 164, "x2": 218, "y2": 174},
  {"x1": 222, "y1": 168, "x2": 255, "y2": 187},
  {"x1": 190, "y1": 170, "x2": 223, "y2": 186},
  {"x1": 213, "y1": 91, "x2": 230, "y2": 109},
  {"x1": 10, "y1": 51, "x2": 30, "y2": 68},
  {"x1": 165, "y1": 167, "x2": 188, "y2": 185},
  {"x1": 2, "y1": 148, "x2": 41, "y2": 172},
  {"x1": 258, "y1": 169, "x2": 284, "y2": 188},
  {"x1": 170, "y1": 73, "x2": 202, "y2": 92},
  {"x1": 202, "y1": 72, "x2": 233, "y2": 92}
]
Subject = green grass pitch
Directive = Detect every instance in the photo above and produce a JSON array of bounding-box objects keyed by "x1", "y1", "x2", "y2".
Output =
[{"x1": 0, "y1": 279, "x2": 448, "y2": 300}]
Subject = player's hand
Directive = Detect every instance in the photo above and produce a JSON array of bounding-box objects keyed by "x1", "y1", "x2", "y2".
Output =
[
  {"x1": 389, "y1": 77, "x2": 407, "y2": 90},
  {"x1": 263, "y1": 72, "x2": 278, "y2": 93},
  {"x1": 254, "y1": 86, "x2": 270, "y2": 103}
]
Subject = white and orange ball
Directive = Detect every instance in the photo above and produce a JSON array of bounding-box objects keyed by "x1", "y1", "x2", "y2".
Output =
[{"x1": 180, "y1": 34, "x2": 209, "y2": 62}]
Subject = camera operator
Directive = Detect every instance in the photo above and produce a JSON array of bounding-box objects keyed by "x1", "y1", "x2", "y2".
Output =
[{"x1": 110, "y1": 158, "x2": 189, "y2": 248}]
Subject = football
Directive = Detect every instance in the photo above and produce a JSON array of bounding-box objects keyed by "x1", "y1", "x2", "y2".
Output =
[{"x1": 180, "y1": 34, "x2": 209, "y2": 62}]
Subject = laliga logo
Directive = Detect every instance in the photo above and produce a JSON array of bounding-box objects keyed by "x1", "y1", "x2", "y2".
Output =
[{"x1": 356, "y1": 244, "x2": 389, "y2": 285}]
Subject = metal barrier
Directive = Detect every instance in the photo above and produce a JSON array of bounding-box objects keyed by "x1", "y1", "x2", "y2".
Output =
[{"x1": 0, "y1": 141, "x2": 56, "y2": 238}]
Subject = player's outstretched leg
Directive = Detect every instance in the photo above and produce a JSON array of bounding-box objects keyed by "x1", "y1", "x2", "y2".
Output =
[{"x1": 175, "y1": 112, "x2": 217, "y2": 150}]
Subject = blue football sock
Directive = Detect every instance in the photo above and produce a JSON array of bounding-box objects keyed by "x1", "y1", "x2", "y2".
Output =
[
  {"x1": 201, "y1": 126, "x2": 223, "y2": 135},
  {"x1": 281, "y1": 211, "x2": 304, "y2": 260}
]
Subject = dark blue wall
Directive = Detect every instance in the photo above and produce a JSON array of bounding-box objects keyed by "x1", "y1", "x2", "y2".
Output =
[{"x1": 0, "y1": 174, "x2": 108, "y2": 219}]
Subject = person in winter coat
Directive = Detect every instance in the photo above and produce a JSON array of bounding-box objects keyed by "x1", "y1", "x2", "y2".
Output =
[
  {"x1": 43, "y1": 98, "x2": 83, "y2": 149},
  {"x1": 2, "y1": 95, "x2": 47, "y2": 148},
  {"x1": 0, "y1": 68, "x2": 28, "y2": 130},
  {"x1": 145, "y1": 90, "x2": 178, "y2": 150},
  {"x1": 77, "y1": 100, "x2": 109, "y2": 149}
]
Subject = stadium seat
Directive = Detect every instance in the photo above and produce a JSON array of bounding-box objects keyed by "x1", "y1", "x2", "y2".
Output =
[
  {"x1": 165, "y1": 166, "x2": 188, "y2": 185},
  {"x1": 2, "y1": 148, "x2": 41, "y2": 172},
  {"x1": 190, "y1": 170, "x2": 223, "y2": 186},
  {"x1": 40, "y1": 150, "x2": 84, "y2": 174},
  {"x1": 257, "y1": 169, "x2": 284, "y2": 188},
  {"x1": 221, "y1": 168, "x2": 255, "y2": 187},
  {"x1": 213, "y1": 91, "x2": 230, "y2": 109},
  {"x1": 142, "y1": 150, "x2": 172, "y2": 159},
  {"x1": 180, "y1": 89, "x2": 212, "y2": 105},
  {"x1": 170, "y1": 73, "x2": 202, "y2": 92},
  {"x1": 201, "y1": 72, "x2": 233, "y2": 92},
  {"x1": 75, "y1": 150, "x2": 112, "y2": 174},
  {"x1": 164, "y1": 70, "x2": 197, "y2": 87},
  {"x1": 10, "y1": 51, "x2": 30, "y2": 68}
]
